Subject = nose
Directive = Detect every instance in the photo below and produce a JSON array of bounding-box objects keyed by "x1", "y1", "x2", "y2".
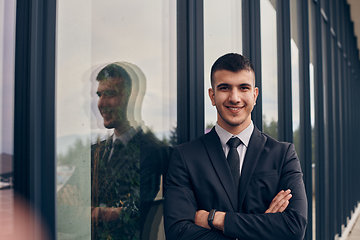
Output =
[
  {"x1": 98, "y1": 95, "x2": 106, "y2": 109},
  {"x1": 228, "y1": 89, "x2": 241, "y2": 104}
]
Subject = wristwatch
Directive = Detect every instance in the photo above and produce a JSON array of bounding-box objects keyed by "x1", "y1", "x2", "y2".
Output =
[{"x1": 207, "y1": 209, "x2": 217, "y2": 230}]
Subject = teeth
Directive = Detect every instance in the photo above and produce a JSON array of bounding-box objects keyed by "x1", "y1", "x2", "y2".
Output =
[{"x1": 101, "y1": 109, "x2": 112, "y2": 114}]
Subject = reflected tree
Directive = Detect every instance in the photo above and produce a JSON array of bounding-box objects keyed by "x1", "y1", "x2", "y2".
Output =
[
  {"x1": 263, "y1": 115, "x2": 278, "y2": 140},
  {"x1": 57, "y1": 138, "x2": 90, "y2": 167}
]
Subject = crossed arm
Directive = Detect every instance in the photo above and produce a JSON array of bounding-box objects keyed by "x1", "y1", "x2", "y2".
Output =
[
  {"x1": 194, "y1": 189, "x2": 292, "y2": 231},
  {"x1": 164, "y1": 144, "x2": 307, "y2": 240}
]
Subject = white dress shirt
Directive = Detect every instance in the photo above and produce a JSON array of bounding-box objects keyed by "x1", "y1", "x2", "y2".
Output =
[{"x1": 215, "y1": 121, "x2": 254, "y2": 175}]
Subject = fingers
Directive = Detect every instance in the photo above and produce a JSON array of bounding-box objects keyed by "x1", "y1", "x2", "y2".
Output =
[
  {"x1": 105, "y1": 207, "x2": 122, "y2": 222},
  {"x1": 92, "y1": 207, "x2": 122, "y2": 222},
  {"x1": 265, "y1": 189, "x2": 292, "y2": 214},
  {"x1": 277, "y1": 198, "x2": 290, "y2": 212}
]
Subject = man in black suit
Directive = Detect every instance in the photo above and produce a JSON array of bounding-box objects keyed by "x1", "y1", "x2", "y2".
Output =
[
  {"x1": 164, "y1": 53, "x2": 307, "y2": 240},
  {"x1": 58, "y1": 63, "x2": 169, "y2": 240},
  {"x1": 90, "y1": 63, "x2": 170, "y2": 239}
]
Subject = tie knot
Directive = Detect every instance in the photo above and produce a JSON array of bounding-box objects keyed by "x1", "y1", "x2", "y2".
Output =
[
  {"x1": 113, "y1": 139, "x2": 124, "y2": 150},
  {"x1": 113, "y1": 139, "x2": 122, "y2": 146},
  {"x1": 227, "y1": 137, "x2": 241, "y2": 148}
]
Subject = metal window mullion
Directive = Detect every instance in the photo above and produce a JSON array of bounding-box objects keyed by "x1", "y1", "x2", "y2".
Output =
[
  {"x1": 329, "y1": 5, "x2": 338, "y2": 238},
  {"x1": 276, "y1": 0, "x2": 293, "y2": 143},
  {"x1": 298, "y1": 0, "x2": 313, "y2": 239},
  {"x1": 177, "y1": 0, "x2": 204, "y2": 144},
  {"x1": 330, "y1": 20, "x2": 340, "y2": 240},
  {"x1": 313, "y1": 1, "x2": 326, "y2": 239},
  {"x1": 242, "y1": 0, "x2": 262, "y2": 130},
  {"x1": 327, "y1": 25, "x2": 336, "y2": 240},
  {"x1": 337, "y1": 46, "x2": 345, "y2": 236},
  {"x1": 14, "y1": 0, "x2": 56, "y2": 239}
]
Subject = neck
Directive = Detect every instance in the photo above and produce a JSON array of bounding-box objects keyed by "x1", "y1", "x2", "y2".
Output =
[
  {"x1": 218, "y1": 119, "x2": 251, "y2": 135},
  {"x1": 114, "y1": 122, "x2": 131, "y2": 136}
]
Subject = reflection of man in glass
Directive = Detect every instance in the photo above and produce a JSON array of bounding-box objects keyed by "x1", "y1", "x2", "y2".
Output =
[
  {"x1": 91, "y1": 63, "x2": 169, "y2": 240},
  {"x1": 97, "y1": 76, "x2": 130, "y2": 135}
]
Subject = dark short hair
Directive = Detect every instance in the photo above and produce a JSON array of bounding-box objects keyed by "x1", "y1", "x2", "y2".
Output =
[
  {"x1": 210, "y1": 53, "x2": 255, "y2": 87},
  {"x1": 96, "y1": 63, "x2": 132, "y2": 89}
]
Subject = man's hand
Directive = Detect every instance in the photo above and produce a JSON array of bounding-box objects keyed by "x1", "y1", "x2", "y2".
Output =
[
  {"x1": 194, "y1": 210, "x2": 210, "y2": 229},
  {"x1": 194, "y1": 189, "x2": 291, "y2": 232},
  {"x1": 195, "y1": 210, "x2": 225, "y2": 231},
  {"x1": 91, "y1": 207, "x2": 122, "y2": 222},
  {"x1": 265, "y1": 189, "x2": 292, "y2": 213}
]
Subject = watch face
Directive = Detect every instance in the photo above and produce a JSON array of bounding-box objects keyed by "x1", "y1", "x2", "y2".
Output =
[{"x1": 208, "y1": 209, "x2": 216, "y2": 220}]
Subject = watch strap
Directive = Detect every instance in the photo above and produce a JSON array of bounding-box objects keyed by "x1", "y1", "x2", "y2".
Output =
[{"x1": 207, "y1": 209, "x2": 217, "y2": 230}]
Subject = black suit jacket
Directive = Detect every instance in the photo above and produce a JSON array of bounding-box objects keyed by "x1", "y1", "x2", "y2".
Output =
[
  {"x1": 91, "y1": 129, "x2": 171, "y2": 240},
  {"x1": 57, "y1": 129, "x2": 170, "y2": 240},
  {"x1": 164, "y1": 127, "x2": 307, "y2": 240}
]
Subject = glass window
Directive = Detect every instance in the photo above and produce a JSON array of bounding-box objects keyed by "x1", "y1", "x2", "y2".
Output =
[
  {"x1": 261, "y1": 0, "x2": 278, "y2": 139},
  {"x1": 0, "y1": 0, "x2": 16, "y2": 235},
  {"x1": 204, "y1": 0, "x2": 242, "y2": 132},
  {"x1": 309, "y1": 0, "x2": 317, "y2": 239},
  {"x1": 56, "y1": 1, "x2": 176, "y2": 239},
  {"x1": 290, "y1": 0, "x2": 301, "y2": 159}
]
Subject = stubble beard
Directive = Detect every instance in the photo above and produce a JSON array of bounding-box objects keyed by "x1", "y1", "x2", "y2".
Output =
[{"x1": 216, "y1": 103, "x2": 253, "y2": 130}]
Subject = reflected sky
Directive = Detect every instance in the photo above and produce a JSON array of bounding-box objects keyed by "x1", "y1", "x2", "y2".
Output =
[
  {"x1": 261, "y1": 0, "x2": 278, "y2": 125},
  {"x1": 56, "y1": 0, "x2": 177, "y2": 153}
]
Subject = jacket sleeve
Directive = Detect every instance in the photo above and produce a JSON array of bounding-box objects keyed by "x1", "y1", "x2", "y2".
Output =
[
  {"x1": 164, "y1": 146, "x2": 233, "y2": 240},
  {"x1": 223, "y1": 143, "x2": 308, "y2": 240}
]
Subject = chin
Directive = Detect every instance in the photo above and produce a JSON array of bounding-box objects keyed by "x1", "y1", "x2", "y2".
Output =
[
  {"x1": 103, "y1": 121, "x2": 116, "y2": 129},
  {"x1": 226, "y1": 118, "x2": 248, "y2": 128}
]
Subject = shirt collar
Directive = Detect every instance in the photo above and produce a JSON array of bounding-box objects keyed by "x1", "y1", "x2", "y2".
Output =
[
  {"x1": 215, "y1": 121, "x2": 254, "y2": 148},
  {"x1": 112, "y1": 127, "x2": 138, "y2": 146}
]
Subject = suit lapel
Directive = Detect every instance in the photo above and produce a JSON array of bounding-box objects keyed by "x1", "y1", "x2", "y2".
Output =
[
  {"x1": 238, "y1": 126, "x2": 267, "y2": 211},
  {"x1": 201, "y1": 128, "x2": 238, "y2": 211}
]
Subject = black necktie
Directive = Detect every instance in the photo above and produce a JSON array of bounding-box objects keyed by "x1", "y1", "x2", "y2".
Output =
[
  {"x1": 108, "y1": 139, "x2": 124, "y2": 162},
  {"x1": 227, "y1": 137, "x2": 241, "y2": 191},
  {"x1": 101, "y1": 138, "x2": 113, "y2": 164}
]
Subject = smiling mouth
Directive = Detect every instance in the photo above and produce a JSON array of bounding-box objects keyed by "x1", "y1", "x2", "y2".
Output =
[
  {"x1": 100, "y1": 108, "x2": 114, "y2": 117},
  {"x1": 227, "y1": 106, "x2": 244, "y2": 111}
]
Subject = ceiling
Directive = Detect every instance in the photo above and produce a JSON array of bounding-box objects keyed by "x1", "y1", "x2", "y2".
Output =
[{"x1": 347, "y1": 0, "x2": 360, "y2": 60}]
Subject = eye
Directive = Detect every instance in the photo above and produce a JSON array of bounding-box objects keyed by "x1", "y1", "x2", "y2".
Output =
[
  {"x1": 103, "y1": 90, "x2": 118, "y2": 97},
  {"x1": 218, "y1": 86, "x2": 229, "y2": 90},
  {"x1": 240, "y1": 86, "x2": 250, "y2": 91}
]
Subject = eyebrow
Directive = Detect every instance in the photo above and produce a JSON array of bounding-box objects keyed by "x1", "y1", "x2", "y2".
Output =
[{"x1": 216, "y1": 83, "x2": 253, "y2": 88}]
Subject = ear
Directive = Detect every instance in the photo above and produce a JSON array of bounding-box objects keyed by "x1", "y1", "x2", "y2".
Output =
[
  {"x1": 253, "y1": 87, "x2": 259, "y2": 105},
  {"x1": 209, "y1": 88, "x2": 216, "y2": 106}
]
